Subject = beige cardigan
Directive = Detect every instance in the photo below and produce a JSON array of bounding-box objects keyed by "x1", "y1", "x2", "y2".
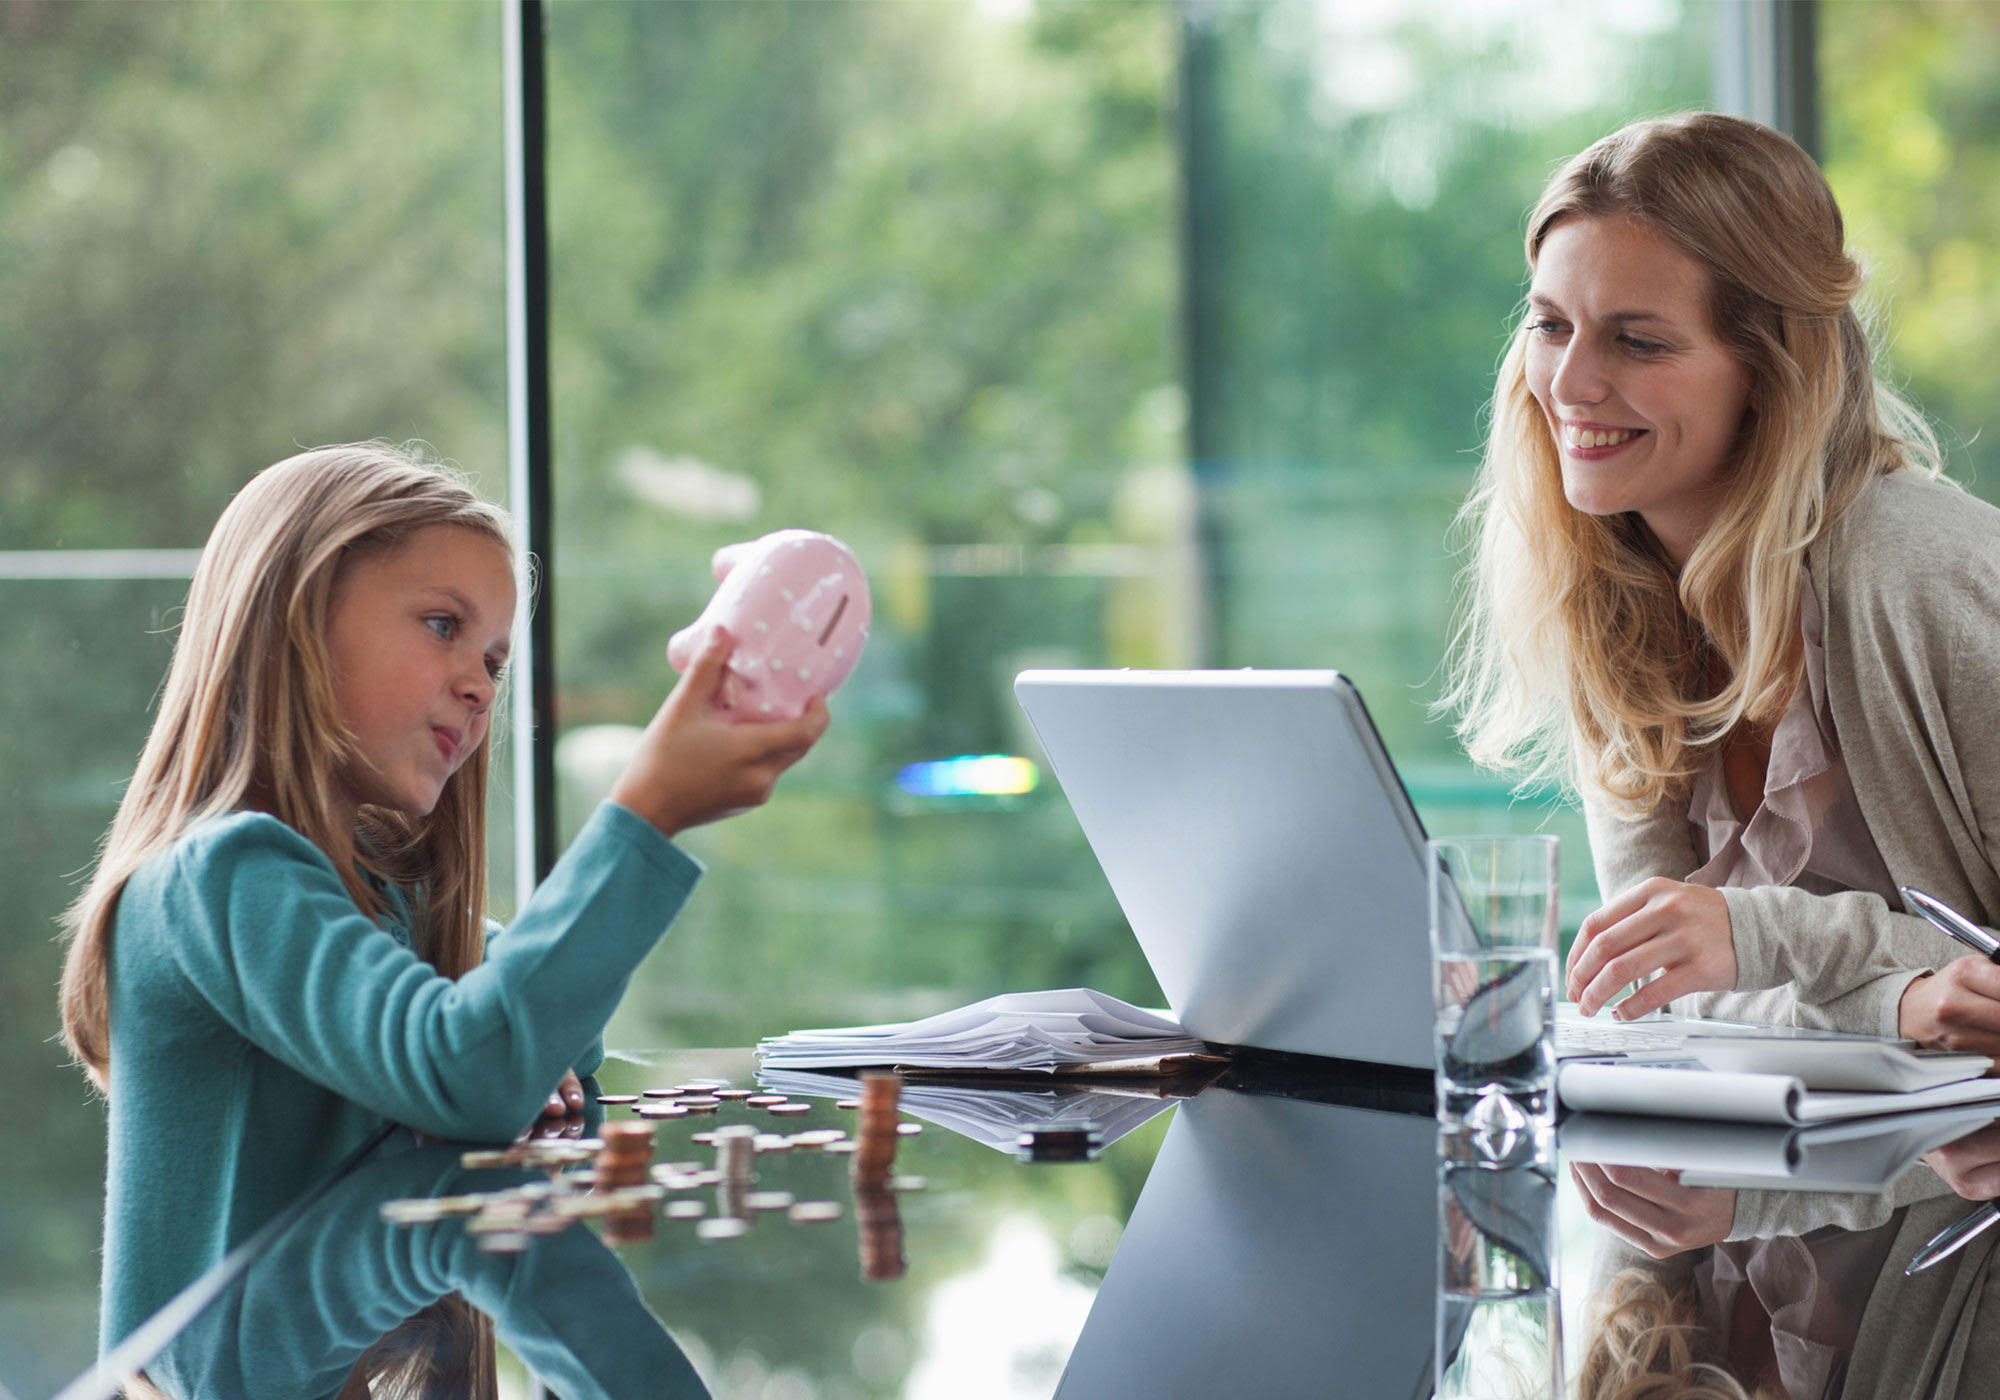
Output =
[{"x1": 1586, "y1": 471, "x2": 2000, "y2": 1038}]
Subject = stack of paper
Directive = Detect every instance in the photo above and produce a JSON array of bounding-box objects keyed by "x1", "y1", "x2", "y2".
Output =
[
  {"x1": 755, "y1": 988, "x2": 1217, "y2": 1074},
  {"x1": 757, "y1": 1067, "x2": 1187, "y2": 1153}
]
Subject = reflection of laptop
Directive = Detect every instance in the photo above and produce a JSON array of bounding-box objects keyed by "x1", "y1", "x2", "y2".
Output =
[
  {"x1": 1054, "y1": 1086, "x2": 1438, "y2": 1398},
  {"x1": 1013, "y1": 669, "x2": 1764, "y2": 1073}
]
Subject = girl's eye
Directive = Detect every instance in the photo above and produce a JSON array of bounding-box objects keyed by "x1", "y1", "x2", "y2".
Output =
[
  {"x1": 486, "y1": 657, "x2": 509, "y2": 682},
  {"x1": 426, "y1": 615, "x2": 456, "y2": 641}
]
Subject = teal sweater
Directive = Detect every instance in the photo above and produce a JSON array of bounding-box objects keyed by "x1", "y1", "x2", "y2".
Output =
[{"x1": 101, "y1": 800, "x2": 700, "y2": 1350}]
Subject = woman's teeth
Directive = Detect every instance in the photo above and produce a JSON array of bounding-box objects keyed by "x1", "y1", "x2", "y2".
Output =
[{"x1": 1565, "y1": 424, "x2": 1640, "y2": 449}]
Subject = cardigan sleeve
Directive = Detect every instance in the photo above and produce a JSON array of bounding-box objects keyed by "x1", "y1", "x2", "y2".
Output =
[{"x1": 155, "y1": 802, "x2": 698, "y2": 1142}]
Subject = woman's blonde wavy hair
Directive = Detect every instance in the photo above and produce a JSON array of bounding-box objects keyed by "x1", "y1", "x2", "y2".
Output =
[
  {"x1": 1577, "y1": 1270, "x2": 1779, "y2": 1400},
  {"x1": 1446, "y1": 112, "x2": 1938, "y2": 811},
  {"x1": 60, "y1": 442, "x2": 516, "y2": 1091}
]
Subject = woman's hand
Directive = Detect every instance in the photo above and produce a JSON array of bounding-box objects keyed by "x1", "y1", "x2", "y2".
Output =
[
  {"x1": 1570, "y1": 1162, "x2": 1735, "y2": 1259},
  {"x1": 610, "y1": 628, "x2": 830, "y2": 838},
  {"x1": 1922, "y1": 1120, "x2": 2000, "y2": 1200},
  {"x1": 1898, "y1": 958, "x2": 2000, "y2": 1056},
  {"x1": 1566, "y1": 877, "x2": 1735, "y2": 1018}
]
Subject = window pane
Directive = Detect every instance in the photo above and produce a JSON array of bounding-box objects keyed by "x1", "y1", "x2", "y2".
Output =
[
  {"x1": 1185, "y1": 0, "x2": 1714, "y2": 926},
  {"x1": 0, "y1": 3, "x2": 505, "y2": 1385},
  {"x1": 547, "y1": 0, "x2": 1180, "y2": 1045},
  {"x1": 1821, "y1": 1, "x2": 2000, "y2": 506}
]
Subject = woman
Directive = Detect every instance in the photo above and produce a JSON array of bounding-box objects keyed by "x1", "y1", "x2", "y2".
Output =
[{"x1": 1447, "y1": 111, "x2": 2000, "y2": 1050}]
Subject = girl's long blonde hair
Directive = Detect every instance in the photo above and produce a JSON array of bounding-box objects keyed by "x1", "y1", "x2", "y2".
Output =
[
  {"x1": 60, "y1": 442, "x2": 516, "y2": 1091},
  {"x1": 1446, "y1": 113, "x2": 1939, "y2": 811}
]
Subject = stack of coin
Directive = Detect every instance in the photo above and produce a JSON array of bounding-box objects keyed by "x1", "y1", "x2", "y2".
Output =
[
  {"x1": 851, "y1": 1070, "x2": 902, "y2": 1187},
  {"x1": 596, "y1": 1121, "x2": 657, "y2": 1244},
  {"x1": 854, "y1": 1180, "x2": 906, "y2": 1281}
]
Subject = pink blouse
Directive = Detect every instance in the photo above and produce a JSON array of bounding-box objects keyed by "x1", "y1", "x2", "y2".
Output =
[{"x1": 1683, "y1": 582, "x2": 1902, "y2": 1397}]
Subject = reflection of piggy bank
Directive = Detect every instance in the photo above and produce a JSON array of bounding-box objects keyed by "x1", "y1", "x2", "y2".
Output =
[{"x1": 667, "y1": 530, "x2": 871, "y2": 721}]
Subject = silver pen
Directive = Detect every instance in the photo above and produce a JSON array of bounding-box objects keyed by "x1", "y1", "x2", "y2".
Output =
[
  {"x1": 1901, "y1": 886, "x2": 2000, "y2": 963},
  {"x1": 1906, "y1": 1199, "x2": 2000, "y2": 1275},
  {"x1": 1898, "y1": 887, "x2": 2000, "y2": 1274}
]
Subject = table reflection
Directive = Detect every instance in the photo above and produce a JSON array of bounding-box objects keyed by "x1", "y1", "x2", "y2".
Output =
[
  {"x1": 60, "y1": 1060, "x2": 2000, "y2": 1400},
  {"x1": 82, "y1": 1136, "x2": 705, "y2": 1400}
]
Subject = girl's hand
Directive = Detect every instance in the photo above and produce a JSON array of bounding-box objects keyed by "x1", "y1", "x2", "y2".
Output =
[
  {"x1": 1898, "y1": 957, "x2": 2000, "y2": 1056},
  {"x1": 1570, "y1": 1162, "x2": 1735, "y2": 1259},
  {"x1": 541, "y1": 1069, "x2": 584, "y2": 1120},
  {"x1": 609, "y1": 628, "x2": 830, "y2": 838},
  {"x1": 1566, "y1": 877, "x2": 1735, "y2": 1019}
]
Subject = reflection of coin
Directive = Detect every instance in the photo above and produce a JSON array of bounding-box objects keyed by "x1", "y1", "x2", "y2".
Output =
[
  {"x1": 696, "y1": 1218, "x2": 751, "y2": 1242},
  {"x1": 823, "y1": 1140, "x2": 858, "y2": 1155},
  {"x1": 638, "y1": 1104, "x2": 689, "y2": 1119},
  {"x1": 889, "y1": 1175, "x2": 927, "y2": 1192},
  {"x1": 789, "y1": 1201, "x2": 842, "y2": 1223},
  {"x1": 380, "y1": 1200, "x2": 453, "y2": 1223},
  {"x1": 666, "y1": 1200, "x2": 706, "y2": 1220}
]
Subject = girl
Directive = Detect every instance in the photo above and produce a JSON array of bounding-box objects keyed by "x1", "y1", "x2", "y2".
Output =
[
  {"x1": 1448, "y1": 112, "x2": 2000, "y2": 1050},
  {"x1": 60, "y1": 442, "x2": 827, "y2": 1349}
]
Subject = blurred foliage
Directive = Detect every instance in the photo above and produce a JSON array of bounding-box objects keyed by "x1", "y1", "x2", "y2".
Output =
[{"x1": 1821, "y1": 0, "x2": 2000, "y2": 498}]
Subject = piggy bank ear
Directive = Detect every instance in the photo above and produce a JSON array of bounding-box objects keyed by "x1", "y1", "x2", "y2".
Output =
[
  {"x1": 710, "y1": 541, "x2": 753, "y2": 583},
  {"x1": 666, "y1": 621, "x2": 704, "y2": 673}
]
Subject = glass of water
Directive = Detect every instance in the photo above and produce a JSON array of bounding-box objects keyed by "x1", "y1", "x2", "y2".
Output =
[{"x1": 1428, "y1": 835, "x2": 1560, "y2": 1132}]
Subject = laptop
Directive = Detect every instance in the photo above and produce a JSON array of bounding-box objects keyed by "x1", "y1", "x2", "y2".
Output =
[
  {"x1": 1012, "y1": 668, "x2": 1762, "y2": 1073},
  {"x1": 1053, "y1": 1084, "x2": 1439, "y2": 1398}
]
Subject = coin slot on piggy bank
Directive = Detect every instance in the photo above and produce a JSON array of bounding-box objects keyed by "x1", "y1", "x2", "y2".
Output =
[{"x1": 667, "y1": 529, "x2": 872, "y2": 721}]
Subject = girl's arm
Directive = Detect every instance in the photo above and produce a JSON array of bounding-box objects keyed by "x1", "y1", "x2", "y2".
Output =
[{"x1": 158, "y1": 802, "x2": 698, "y2": 1142}]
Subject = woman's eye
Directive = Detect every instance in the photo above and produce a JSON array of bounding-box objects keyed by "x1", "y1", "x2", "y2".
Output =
[
  {"x1": 1527, "y1": 318, "x2": 1567, "y2": 339},
  {"x1": 1620, "y1": 335, "x2": 1666, "y2": 355}
]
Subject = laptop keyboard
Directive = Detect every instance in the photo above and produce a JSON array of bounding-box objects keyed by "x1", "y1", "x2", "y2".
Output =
[{"x1": 1555, "y1": 1019, "x2": 1688, "y2": 1056}]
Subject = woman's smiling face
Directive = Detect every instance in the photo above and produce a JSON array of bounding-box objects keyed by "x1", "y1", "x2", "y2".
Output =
[{"x1": 1524, "y1": 214, "x2": 1754, "y2": 566}]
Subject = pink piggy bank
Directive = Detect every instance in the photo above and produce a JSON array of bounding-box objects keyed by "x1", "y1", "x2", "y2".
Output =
[{"x1": 667, "y1": 529, "x2": 871, "y2": 721}]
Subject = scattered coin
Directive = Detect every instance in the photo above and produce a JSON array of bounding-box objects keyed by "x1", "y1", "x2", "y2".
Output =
[
  {"x1": 696, "y1": 1217, "x2": 751, "y2": 1242},
  {"x1": 682, "y1": 1101, "x2": 721, "y2": 1115},
  {"x1": 744, "y1": 1190, "x2": 795, "y2": 1211},
  {"x1": 768, "y1": 1103, "x2": 812, "y2": 1117},
  {"x1": 753, "y1": 1134, "x2": 793, "y2": 1153},
  {"x1": 835, "y1": 1099, "x2": 862, "y2": 1111},
  {"x1": 641, "y1": 1088, "x2": 679, "y2": 1099},
  {"x1": 895, "y1": 1122, "x2": 922, "y2": 1136},
  {"x1": 595, "y1": 1094, "x2": 640, "y2": 1105},
  {"x1": 691, "y1": 1131, "x2": 718, "y2": 1145},
  {"x1": 460, "y1": 1149, "x2": 525, "y2": 1169},
  {"x1": 745, "y1": 1095, "x2": 789, "y2": 1107},
  {"x1": 665, "y1": 1199, "x2": 707, "y2": 1220},
  {"x1": 676, "y1": 1095, "x2": 722, "y2": 1108},
  {"x1": 789, "y1": 1129, "x2": 846, "y2": 1148},
  {"x1": 714, "y1": 1088, "x2": 755, "y2": 1101},
  {"x1": 889, "y1": 1175, "x2": 928, "y2": 1192},
  {"x1": 823, "y1": 1140, "x2": 858, "y2": 1155},
  {"x1": 676, "y1": 1081, "x2": 727, "y2": 1093},
  {"x1": 638, "y1": 1104, "x2": 690, "y2": 1119},
  {"x1": 788, "y1": 1201, "x2": 843, "y2": 1223}
]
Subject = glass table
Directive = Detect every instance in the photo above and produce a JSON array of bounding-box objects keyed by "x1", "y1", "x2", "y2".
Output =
[{"x1": 50, "y1": 1048, "x2": 2000, "y2": 1400}]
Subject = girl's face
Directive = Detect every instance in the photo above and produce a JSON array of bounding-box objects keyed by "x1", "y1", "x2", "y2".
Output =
[
  {"x1": 324, "y1": 524, "x2": 515, "y2": 825},
  {"x1": 1524, "y1": 214, "x2": 1753, "y2": 566}
]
